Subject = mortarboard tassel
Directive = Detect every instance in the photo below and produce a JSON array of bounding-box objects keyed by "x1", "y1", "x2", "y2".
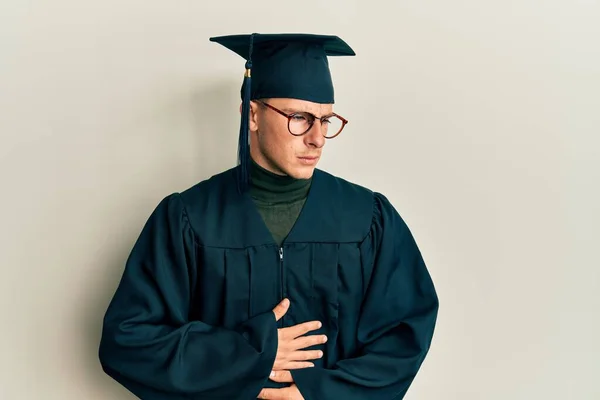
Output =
[{"x1": 237, "y1": 33, "x2": 255, "y2": 193}]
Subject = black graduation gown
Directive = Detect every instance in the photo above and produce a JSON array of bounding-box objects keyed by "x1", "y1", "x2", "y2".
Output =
[{"x1": 98, "y1": 166, "x2": 439, "y2": 400}]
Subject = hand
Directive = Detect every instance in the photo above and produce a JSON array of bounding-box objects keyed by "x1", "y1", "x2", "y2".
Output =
[
  {"x1": 271, "y1": 298, "x2": 328, "y2": 371},
  {"x1": 257, "y1": 383, "x2": 305, "y2": 400},
  {"x1": 269, "y1": 370, "x2": 294, "y2": 383}
]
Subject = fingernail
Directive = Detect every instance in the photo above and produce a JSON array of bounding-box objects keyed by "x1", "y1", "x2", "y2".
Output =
[
  {"x1": 323, "y1": 336, "x2": 328, "y2": 343},
  {"x1": 318, "y1": 351, "x2": 323, "y2": 357},
  {"x1": 283, "y1": 299, "x2": 289, "y2": 307},
  {"x1": 270, "y1": 371, "x2": 275, "y2": 377},
  {"x1": 316, "y1": 321, "x2": 322, "y2": 328}
]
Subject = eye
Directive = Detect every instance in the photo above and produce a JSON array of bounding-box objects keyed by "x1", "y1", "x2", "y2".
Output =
[
  {"x1": 291, "y1": 114, "x2": 308, "y2": 122},
  {"x1": 322, "y1": 118, "x2": 331, "y2": 125}
]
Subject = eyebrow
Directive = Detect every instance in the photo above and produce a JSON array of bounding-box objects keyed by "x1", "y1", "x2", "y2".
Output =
[{"x1": 282, "y1": 108, "x2": 335, "y2": 118}]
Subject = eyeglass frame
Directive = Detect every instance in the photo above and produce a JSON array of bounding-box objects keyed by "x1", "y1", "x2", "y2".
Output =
[{"x1": 255, "y1": 100, "x2": 348, "y2": 139}]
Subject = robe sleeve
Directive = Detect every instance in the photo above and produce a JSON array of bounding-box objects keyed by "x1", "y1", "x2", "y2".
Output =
[
  {"x1": 98, "y1": 193, "x2": 278, "y2": 400},
  {"x1": 291, "y1": 192, "x2": 439, "y2": 399}
]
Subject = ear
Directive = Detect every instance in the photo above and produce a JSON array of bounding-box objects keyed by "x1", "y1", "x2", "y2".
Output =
[{"x1": 248, "y1": 101, "x2": 260, "y2": 132}]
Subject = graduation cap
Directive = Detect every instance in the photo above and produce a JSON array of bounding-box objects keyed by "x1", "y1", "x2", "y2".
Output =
[{"x1": 209, "y1": 33, "x2": 356, "y2": 192}]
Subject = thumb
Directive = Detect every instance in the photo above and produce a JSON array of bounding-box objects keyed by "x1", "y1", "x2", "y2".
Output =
[{"x1": 272, "y1": 298, "x2": 290, "y2": 321}]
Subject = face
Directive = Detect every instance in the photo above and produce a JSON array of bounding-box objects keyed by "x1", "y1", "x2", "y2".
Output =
[{"x1": 246, "y1": 98, "x2": 332, "y2": 179}]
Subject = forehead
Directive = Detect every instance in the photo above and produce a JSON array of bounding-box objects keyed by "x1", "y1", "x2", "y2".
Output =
[{"x1": 268, "y1": 98, "x2": 334, "y2": 115}]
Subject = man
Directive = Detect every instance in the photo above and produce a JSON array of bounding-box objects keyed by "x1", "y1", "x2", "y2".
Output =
[{"x1": 99, "y1": 33, "x2": 439, "y2": 400}]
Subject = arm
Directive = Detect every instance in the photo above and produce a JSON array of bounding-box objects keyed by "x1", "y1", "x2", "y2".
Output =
[
  {"x1": 291, "y1": 193, "x2": 439, "y2": 399},
  {"x1": 98, "y1": 194, "x2": 277, "y2": 400}
]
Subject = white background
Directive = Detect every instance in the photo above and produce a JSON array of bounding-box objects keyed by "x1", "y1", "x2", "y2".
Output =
[{"x1": 1, "y1": 1, "x2": 598, "y2": 399}]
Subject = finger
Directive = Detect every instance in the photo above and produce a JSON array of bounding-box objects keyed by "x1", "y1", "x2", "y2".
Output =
[
  {"x1": 257, "y1": 388, "x2": 286, "y2": 400},
  {"x1": 272, "y1": 298, "x2": 290, "y2": 322},
  {"x1": 269, "y1": 370, "x2": 294, "y2": 383},
  {"x1": 283, "y1": 320, "x2": 321, "y2": 339},
  {"x1": 289, "y1": 384, "x2": 304, "y2": 400},
  {"x1": 290, "y1": 349, "x2": 323, "y2": 361},
  {"x1": 281, "y1": 361, "x2": 315, "y2": 370},
  {"x1": 293, "y1": 334, "x2": 328, "y2": 349}
]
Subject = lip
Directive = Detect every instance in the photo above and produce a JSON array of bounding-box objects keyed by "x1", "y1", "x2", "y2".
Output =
[{"x1": 298, "y1": 156, "x2": 319, "y2": 164}]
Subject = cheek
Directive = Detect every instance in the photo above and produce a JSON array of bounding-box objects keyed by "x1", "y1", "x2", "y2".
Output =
[{"x1": 262, "y1": 123, "x2": 295, "y2": 154}]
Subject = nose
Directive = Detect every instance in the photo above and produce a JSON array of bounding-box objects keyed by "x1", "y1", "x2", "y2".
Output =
[{"x1": 304, "y1": 122, "x2": 326, "y2": 149}]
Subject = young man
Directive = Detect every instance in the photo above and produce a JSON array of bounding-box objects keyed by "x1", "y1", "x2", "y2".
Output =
[{"x1": 99, "y1": 33, "x2": 439, "y2": 400}]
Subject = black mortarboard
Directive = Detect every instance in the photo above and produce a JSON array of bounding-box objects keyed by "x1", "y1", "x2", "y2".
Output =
[{"x1": 209, "y1": 33, "x2": 356, "y2": 192}]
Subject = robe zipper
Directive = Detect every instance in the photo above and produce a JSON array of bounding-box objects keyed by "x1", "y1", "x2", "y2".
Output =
[{"x1": 279, "y1": 247, "x2": 285, "y2": 325}]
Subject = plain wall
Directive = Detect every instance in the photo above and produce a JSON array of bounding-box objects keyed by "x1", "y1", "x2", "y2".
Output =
[{"x1": 1, "y1": 0, "x2": 598, "y2": 399}]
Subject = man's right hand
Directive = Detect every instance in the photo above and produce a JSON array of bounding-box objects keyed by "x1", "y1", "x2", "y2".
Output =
[{"x1": 271, "y1": 298, "x2": 328, "y2": 371}]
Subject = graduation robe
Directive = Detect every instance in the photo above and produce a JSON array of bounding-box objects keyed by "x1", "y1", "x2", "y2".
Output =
[{"x1": 99, "y1": 166, "x2": 439, "y2": 399}]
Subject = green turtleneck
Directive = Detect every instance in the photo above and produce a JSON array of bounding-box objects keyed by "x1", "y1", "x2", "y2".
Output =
[{"x1": 249, "y1": 159, "x2": 312, "y2": 246}]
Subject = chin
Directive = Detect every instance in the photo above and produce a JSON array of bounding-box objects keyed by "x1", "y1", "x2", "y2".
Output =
[{"x1": 287, "y1": 165, "x2": 317, "y2": 180}]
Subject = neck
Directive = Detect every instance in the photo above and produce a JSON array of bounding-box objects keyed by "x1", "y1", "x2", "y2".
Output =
[{"x1": 249, "y1": 158, "x2": 312, "y2": 204}]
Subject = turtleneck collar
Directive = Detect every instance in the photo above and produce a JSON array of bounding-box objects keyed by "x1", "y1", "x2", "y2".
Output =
[{"x1": 249, "y1": 158, "x2": 312, "y2": 204}]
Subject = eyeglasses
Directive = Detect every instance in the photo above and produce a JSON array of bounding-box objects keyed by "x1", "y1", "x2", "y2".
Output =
[{"x1": 257, "y1": 101, "x2": 348, "y2": 139}]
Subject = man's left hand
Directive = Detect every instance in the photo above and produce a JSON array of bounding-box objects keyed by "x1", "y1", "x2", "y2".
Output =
[{"x1": 257, "y1": 383, "x2": 304, "y2": 400}]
